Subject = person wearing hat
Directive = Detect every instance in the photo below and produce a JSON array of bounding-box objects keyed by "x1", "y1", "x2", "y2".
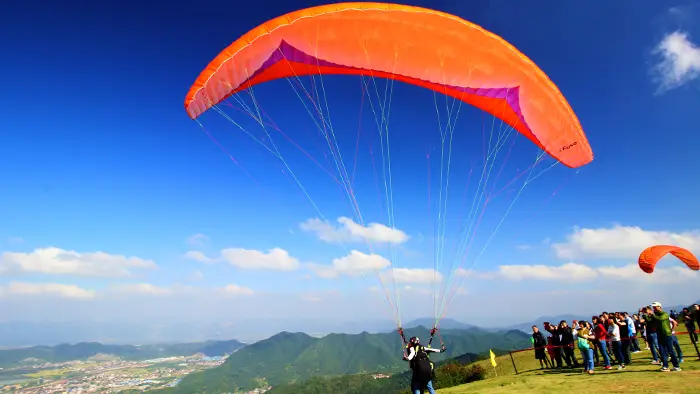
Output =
[
  {"x1": 404, "y1": 336, "x2": 446, "y2": 394},
  {"x1": 643, "y1": 302, "x2": 681, "y2": 372}
]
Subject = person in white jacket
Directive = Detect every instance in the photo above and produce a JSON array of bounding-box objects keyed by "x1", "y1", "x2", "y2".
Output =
[{"x1": 607, "y1": 318, "x2": 626, "y2": 370}]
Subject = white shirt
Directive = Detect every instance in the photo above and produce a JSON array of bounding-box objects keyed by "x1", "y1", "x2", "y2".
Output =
[
  {"x1": 608, "y1": 323, "x2": 621, "y2": 341},
  {"x1": 406, "y1": 345, "x2": 442, "y2": 361}
]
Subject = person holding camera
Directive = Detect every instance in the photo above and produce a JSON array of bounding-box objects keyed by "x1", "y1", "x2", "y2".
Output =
[{"x1": 643, "y1": 302, "x2": 681, "y2": 372}]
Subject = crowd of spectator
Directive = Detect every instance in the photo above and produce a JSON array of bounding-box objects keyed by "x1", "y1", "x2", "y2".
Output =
[{"x1": 531, "y1": 302, "x2": 700, "y2": 374}]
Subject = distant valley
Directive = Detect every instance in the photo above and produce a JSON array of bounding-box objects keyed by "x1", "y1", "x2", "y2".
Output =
[{"x1": 0, "y1": 339, "x2": 245, "y2": 367}]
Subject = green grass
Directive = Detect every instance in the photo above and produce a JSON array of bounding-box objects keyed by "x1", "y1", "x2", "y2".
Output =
[{"x1": 441, "y1": 335, "x2": 700, "y2": 393}]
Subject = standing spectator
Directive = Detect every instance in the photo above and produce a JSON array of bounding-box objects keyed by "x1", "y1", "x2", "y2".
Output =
[
  {"x1": 624, "y1": 312, "x2": 641, "y2": 352},
  {"x1": 558, "y1": 321, "x2": 579, "y2": 368},
  {"x1": 576, "y1": 320, "x2": 596, "y2": 375},
  {"x1": 601, "y1": 312, "x2": 614, "y2": 360},
  {"x1": 682, "y1": 307, "x2": 698, "y2": 344},
  {"x1": 634, "y1": 314, "x2": 648, "y2": 349},
  {"x1": 607, "y1": 317, "x2": 626, "y2": 370},
  {"x1": 592, "y1": 316, "x2": 612, "y2": 370},
  {"x1": 572, "y1": 321, "x2": 582, "y2": 363},
  {"x1": 544, "y1": 322, "x2": 563, "y2": 369},
  {"x1": 546, "y1": 335, "x2": 557, "y2": 367},
  {"x1": 640, "y1": 308, "x2": 661, "y2": 365},
  {"x1": 585, "y1": 321, "x2": 600, "y2": 365},
  {"x1": 669, "y1": 317, "x2": 684, "y2": 364},
  {"x1": 532, "y1": 326, "x2": 551, "y2": 369},
  {"x1": 644, "y1": 302, "x2": 681, "y2": 372},
  {"x1": 614, "y1": 313, "x2": 632, "y2": 365}
]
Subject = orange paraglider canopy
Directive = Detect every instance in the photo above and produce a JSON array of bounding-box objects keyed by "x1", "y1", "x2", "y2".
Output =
[
  {"x1": 638, "y1": 245, "x2": 700, "y2": 274},
  {"x1": 184, "y1": 2, "x2": 593, "y2": 168}
]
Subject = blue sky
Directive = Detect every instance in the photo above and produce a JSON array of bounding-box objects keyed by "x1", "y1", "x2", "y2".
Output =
[{"x1": 1, "y1": 0, "x2": 700, "y2": 344}]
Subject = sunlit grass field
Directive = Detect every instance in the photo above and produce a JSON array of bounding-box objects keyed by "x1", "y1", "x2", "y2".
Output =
[{"x1": 442, "y1": 333, "x2": 699, "y2": 393}]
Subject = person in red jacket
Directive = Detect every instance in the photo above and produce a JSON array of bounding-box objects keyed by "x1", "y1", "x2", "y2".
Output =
[{"x1": 592, "y1": 316, "x2": 612, "y2": 369}]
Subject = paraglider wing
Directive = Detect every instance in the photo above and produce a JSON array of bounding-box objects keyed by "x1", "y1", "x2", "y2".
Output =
[
  {"x1": 637, "y1": 245, "x2": 700, "y2": 274},
  {"x1": 184, "y1": 2, "x2": 593, "y2": 168}
]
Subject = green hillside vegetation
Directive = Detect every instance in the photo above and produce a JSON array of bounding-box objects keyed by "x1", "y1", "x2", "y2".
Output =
[
  {"x1": 267, "y1": 336, "x2": 700, "y2": 394},
  {"x1": 0, "y1": 339, "x2": 245, "y2": 367},
  {"x1": 163, "y1": 327, "x2": 530, "y2": 393},
  {"x1": 266, "y1": 350, "x2": 492, "y2": 394}
]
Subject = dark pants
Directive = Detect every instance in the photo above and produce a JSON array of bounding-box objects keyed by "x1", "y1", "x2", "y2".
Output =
[
  {"x1": 671, "y1": 335, "x2": 683, "y2": 360},
  {"x1": 621, "y1": 338, "x2": 632, "y2": 364},
  {"x1": 552, "y1": 347, "x2": 563, "y2": 367},
  {"x1": 611, "y1": 341, "x2": 624, "y2": 366},
  {"x1": 411, "y1": 376, "x2": 435, "y2": 394},
  {"x1": 562, "y1": 346, "x2": 578, "y2": 367},
  {"x1": 686, "y1": 323, "x2": 698, "y2": 343},
  {"x1": 658, "y1": 335, "x2": 680, "y2": 369},
  {"x1": 592, "y1": 341, "x2": 599, "y2": 364}
]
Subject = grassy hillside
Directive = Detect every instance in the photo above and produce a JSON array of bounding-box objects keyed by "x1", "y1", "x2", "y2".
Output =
[
  {"x1": 165, "y1": 327, "x2": 530, "y2": 393},
  {"x1": 442, "y1": 335, "x2": 699, "y2": 393},
  {"x1": 0, "y1": 339, "x2": 245, "y2": 367},
  {"x1": 266, "y1": 350, "x2": 492, "y2": 394},
  {"x1": 265, "y1": 333, "x2": 700, "y2": 394}
]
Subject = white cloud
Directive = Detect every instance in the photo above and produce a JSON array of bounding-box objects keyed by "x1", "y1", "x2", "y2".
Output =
[
  {"x1": 111, "y1": 283, "x2": 172, "y2": 296},
  {"x1": 552, "y1": 225, "x2": 700, "y2": 260},
  {"x1": 498, "y1": 263, "x2": 599, "y2": 282},
  {"x1": 652, "y1": 31, "x2": 700, "y2": 92},
  {"x1": 184, "y1": 250, "x2": 218, "y2": 264},
  {"x1": 300, "y1": 217, "x2": 409, "y2": 245},
  {"x1": 220, "y1": 247, "x2": 300, "y2": 271},
  {"x1": 402, "y1": 285, "x2": 432, "y2": 295},
  {"x1": 383, "y1": 268, "x2": 443, "y2": 284},
  {"x1": 186, "y1": 233, "x2": 210, "y2": 246},
  {"x1": 596, "y1": 263, "x2": 696, "y2": 284},
  {"x1": 0, "y1": 247, "x2": 157, "y2": 277},
  {"x1": 307, "y1": 250, "x2": 391, "y2": 278},
  {"x1": 470, "y1": 262, "x2": 697, "y2": 284},
  {"x1": 221, "y1": 284, "x2": 254, "y2": 296},
  {"x1": 0, "y1": 282, "x2": 95, "y2": 299},
  {"x1": 455, "y1": 268, "x2": 497, "y2": 279},
  {"x1": 190, "y1": 270, "x2": 204, "y2": 281}
]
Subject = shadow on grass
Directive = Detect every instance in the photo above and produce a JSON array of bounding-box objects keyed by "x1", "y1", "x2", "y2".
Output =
[{"x1": 538, "y1": 367, "x2": 660, "y2": 376}]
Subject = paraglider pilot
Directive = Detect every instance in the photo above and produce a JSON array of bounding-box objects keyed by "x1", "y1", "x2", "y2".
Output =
[{"x1": 403, "y1": 336, "x2": 446, "y2": 394}]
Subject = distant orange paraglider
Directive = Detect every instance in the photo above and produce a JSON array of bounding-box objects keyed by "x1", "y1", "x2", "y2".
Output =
[{"x1": 638, "y1": 245, "x2": 700, "y2": 274}]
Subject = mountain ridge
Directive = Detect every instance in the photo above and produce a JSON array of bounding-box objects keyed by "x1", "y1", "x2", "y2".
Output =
[
  {"x1": 0, "y1": 339, "x2": 246, "y2": 367},
  {"x1": 163, "y1": 326, "x2": 531, "y2": 393}
]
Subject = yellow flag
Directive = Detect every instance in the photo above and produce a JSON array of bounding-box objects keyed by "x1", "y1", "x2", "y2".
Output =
[{"x1": 489, "y1": 349, "x2": 497, "y2": 367}]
